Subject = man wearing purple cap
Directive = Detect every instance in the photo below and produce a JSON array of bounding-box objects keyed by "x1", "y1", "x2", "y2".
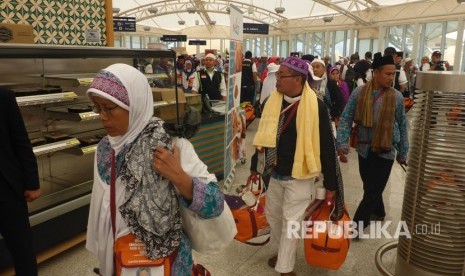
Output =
[{"x1": 252, "y1": 57, "x2": 340, "y2": 275}]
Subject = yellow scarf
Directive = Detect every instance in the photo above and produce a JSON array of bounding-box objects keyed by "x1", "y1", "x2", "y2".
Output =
[{"x1": 253, "y1": 83, "x2": 321, "y2": 179}]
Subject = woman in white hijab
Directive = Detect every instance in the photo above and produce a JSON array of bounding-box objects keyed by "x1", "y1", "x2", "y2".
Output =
[
  {"x1": 260, "y1": 62, "x2": 280, "y2": 105},
  {"x1": 85, "y1": 63, "x2": 223, "y2": 276}
]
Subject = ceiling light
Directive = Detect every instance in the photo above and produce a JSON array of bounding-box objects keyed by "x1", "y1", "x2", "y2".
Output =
[
  {"x1": 148, "y1": 7, "x2": 158, "y2": 14},
  {"x1": 178, "y1": 20, "x2": 186, "y2": 25},
  {"x1": 195, "y1": 20, "x2": 199, "y2": 25},
  {"x1": 112, "y1": 8, "x2": 120, "y2": 14},
  {"x1": 210, "y1": 21, "x2": 216, "y2": 25},
  {"x1": 143, "y1": 26, "x2": 151, "y2": 31},
  {"x1": 187, "y1": 7, "x2": 197, "y2": 14},
  {"x1": 248, "y1": 6, "x2": 254, "y2": 14},
  {"x1": 323, "y1": 16, "x2": 333, "y2": 23},
  {"x1": 226, "y1": 7, "x2": 230, "y2": 13},
  {"x1": 275, "y1": 7, "x2": 285, "y2": 14}
]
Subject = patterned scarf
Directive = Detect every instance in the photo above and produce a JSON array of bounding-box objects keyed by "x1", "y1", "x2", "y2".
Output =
[
  {"x1": 354, "y1": 81, "x2": 396, "y2": 153},
  {"x1": 119, "y1": 118, "x2": 182, "y2": 259}
]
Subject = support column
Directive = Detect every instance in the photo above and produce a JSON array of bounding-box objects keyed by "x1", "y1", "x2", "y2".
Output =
[
  {"x1": 260, "y1": 36, "x2": 265, "y2": 56},
  {"x1": 325, "y1": 30, "x2": 331, "y2": 58},
  {"x1": 349, "y1": 29, "x2": 355, "y2": 56},
  {"x1": 220, "y1": 38, "x2": 224, "y2": 55},
  {"x1": 288, "y1": 34, "x2": 295, "y2": 54},
  {"x1": 377, "y1": 26, "x2": 385, "y2": 52},
  {"x1": 454, "y1": 18, "x2": 464, "y2": 72},
  {"x1": 105, "y1": 0, "x2": 114, "y2": 47},
  {"x1": 412, "y1": 23, "x2": 421, "y2": 64},
  {"x1": 272, "y1": 35, "x2": 278, "y2": 56}
]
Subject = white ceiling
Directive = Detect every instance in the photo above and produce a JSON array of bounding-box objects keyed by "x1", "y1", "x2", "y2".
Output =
[{"x1": 113, "y1": 0, "x2": 431, "y2": 31}]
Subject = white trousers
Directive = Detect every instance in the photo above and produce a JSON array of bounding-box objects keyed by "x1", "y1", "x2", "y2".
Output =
[{"x1": 265, "y1": 176, "x2": 315, "y2": 273}]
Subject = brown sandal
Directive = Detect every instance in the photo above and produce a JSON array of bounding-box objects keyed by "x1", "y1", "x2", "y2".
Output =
[{"x1": 267, "y1": 255, "x2": 278, "y2": 268}]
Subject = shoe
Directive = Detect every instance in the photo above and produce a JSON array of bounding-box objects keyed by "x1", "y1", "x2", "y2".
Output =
[
  {"x1": 339, "y1": 155, "x2": 348, "y2": 163},
  {"x1": 93, "y1": 268, "x2": 101, "y2": 275},
  {"x1": 267, "y1": 255, "x2": 278, "y2": 268},
  {"x1": 281, "y1": 272, "x2": 296, "y2": 276}
]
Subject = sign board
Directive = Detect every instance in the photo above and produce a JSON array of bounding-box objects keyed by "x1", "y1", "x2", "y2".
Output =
[
  {"x1": 243, "y1": 23, "x2": 269, "y2": 35},
  {"x1": 189, "y1": 40, "x2": 207, "y2": 45},
  {"x1": 161, "y1": 35, "x2": 187, "y2": 42},
  {"x1": 85, "y1": 29, "x2": 101, "y2": 43},
  {"x1": 113, "y1": 17, "x2": 136, "y2": 32}
]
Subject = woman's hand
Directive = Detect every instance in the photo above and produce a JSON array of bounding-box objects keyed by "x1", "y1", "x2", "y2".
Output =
[{"x1": 153, "y1": 146, "x2": 193, "y2": 200}]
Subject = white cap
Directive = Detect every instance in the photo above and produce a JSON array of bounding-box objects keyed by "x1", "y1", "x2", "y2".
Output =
[
  {"x1": 205, "y1": 53, "x2": 216, "y2": 59},
  {"x1": 404, "y1": 58, "x2": 413, "y2": 64},
  {"x1": 311, "y1": 59, "x2": 325, "y2": 67}
]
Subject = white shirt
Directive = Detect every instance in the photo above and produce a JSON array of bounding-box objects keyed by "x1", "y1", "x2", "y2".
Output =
[
  {"x1": 397, "y1": 67, "x2": 408, "y2": 86},
  {"x1": 191, "y1": 69, "x2": 227, "y2": 97},
  {"x1": 420, "y1": 63, "x2": 430, "y2": 71},
  {"x1": 182, "y1": 71, "x2": 198, "y2": 91}
]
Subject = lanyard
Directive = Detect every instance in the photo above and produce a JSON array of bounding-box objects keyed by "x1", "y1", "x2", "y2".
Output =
[
  {"x1": 110, "y1": 149, "x2": 116, "y2": 239},
  {"x1": 280, "y1": 100, "x2": 300, "y2": 134}
]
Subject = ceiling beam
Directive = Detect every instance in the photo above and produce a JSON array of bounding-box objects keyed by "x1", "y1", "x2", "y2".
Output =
[
  {"x1": 190, "y1": 0, "x2": 212, "y2": 32},
  {"x1": 313, "y1": 0, "x2": 370, "y2": 25}
]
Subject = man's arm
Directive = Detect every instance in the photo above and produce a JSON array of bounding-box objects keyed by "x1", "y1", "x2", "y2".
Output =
[
  {"x1": 398, "y1": 70, "x2": 407, "y2": 92},
  {"x1": 317, "y1": 99, "x2": 337, "y2": 191},
  {"x1": 220, "y1": 73, "x2": 227, "y2": 101},
  {"x1": 395, "y1": 94, "x2": 409, "y2": 164},
  {"x1": 5, "y1": 90, "x2": 40, "y2": 195}
]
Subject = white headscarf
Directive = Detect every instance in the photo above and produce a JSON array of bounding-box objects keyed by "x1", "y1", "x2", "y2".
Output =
[{"x1": 87, "y1": 63, "x2": 153, "y2": 153}]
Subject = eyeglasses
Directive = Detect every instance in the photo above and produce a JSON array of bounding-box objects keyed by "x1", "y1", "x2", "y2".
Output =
[
  {"x1": 91, "y1": 104, "x2": 119, "y2": 115},
  {"x1": 276, "y1": 73, "x2": 297, "y2": 80}
]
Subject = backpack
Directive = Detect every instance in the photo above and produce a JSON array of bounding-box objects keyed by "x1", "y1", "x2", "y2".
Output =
[{"x1": 344, "y1": 64, "x2": 356, "y2": 84}]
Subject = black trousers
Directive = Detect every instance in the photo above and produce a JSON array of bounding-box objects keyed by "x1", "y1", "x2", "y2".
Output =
[
  {"x1": 240, "y1": 85, "x2": 255, "y2": 104},
  {"x1": 353, "y1": 153, "x2": 394, "y2": 229},
  {"x1": 0, "y1": 180, "x2": 37, "y2": 276}
]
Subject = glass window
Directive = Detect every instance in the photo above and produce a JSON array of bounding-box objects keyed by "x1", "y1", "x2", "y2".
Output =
[
  {"x1": 132, "y1": 36, "x2": 141, "y2": 49},
  {"x1": 254, "y1": 38, "x2": 260, "y2": 57},
  {"x1": 113, "y1": 35, "x2": 122, "y2": 48},
  {"x1": 312, "y1": 32, "x2": 325, "y2": 58},
  {"x1": 280, "y1": 40, "x2": 288, "y2": 57},
  {"x1": 296, "y1": 33, "x2": 305, "y2": 53},
  {"x1": 244, "y1": 39, "x2": 250, "y2": 52},
  {"x1": 373, "y1": 39, "x2": 378, "y2": 52},
  {"x1": 125, "y1": 36, "x2": 131, "y2": 49},
  {"x1": 334, "y1": 31, "x2": 345, "y2": 62},
  {"x1": 388, "y1": 25, "x2": 404, "y2": 50},
  {"x1": 358, "y1": 39, "x2": 371, "y2": 57},
  {"x1": 345, "y1": 30, "x2": 351, "y2": 57},
  {"x1": 405, "y1": 25, "x2": 415, "y2": 56},
  {"x1": 266, "y1": 36, "x2": 273, "y2": 56},
  {"x1": 445, "y1": 21, "x2": 458, "y2": 67},
  {"x1": 422, "y1": 22, "x2": 444, "y2": 57}
]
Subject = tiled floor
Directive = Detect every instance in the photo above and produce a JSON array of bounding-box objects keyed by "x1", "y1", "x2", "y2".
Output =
[{"x1": 37, "y1": 117, "x2": 409, "y2": 276}]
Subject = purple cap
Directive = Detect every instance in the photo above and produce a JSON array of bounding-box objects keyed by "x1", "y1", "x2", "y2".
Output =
[{"x1": 280, "y1": 56, "x2": 309, "y2": 75}]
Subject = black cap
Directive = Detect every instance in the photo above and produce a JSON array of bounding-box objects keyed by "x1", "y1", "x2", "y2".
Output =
[
  {"x1": 384, "y1": 47, "x2": 396, "y2": 57},
  {"x1": 301, "y1": 54, "x2": 315, "y2": 62},
  {"x1": 373, "y1": 52, "x2": 395, "y2": 70},
  {"x1": 432, "y1": 50, "x2": 442, "y2": 56}
]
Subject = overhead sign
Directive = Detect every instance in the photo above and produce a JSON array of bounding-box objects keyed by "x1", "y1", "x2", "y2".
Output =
[
  {"x1": 243, "y1": 23, "x2": 269, "y2": 35},
  {"x1": 161, "y1": 35, "x2": 187, "y2": 42},
  {"x1": 188, "y1": 40, "x2": 207, "y2": 45},
  {"x1": 113, "y1": 17, "x2": 136, "y2": 32}
]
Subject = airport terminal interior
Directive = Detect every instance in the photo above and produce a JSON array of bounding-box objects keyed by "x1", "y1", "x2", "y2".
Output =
[{"x1": 0, "y1": 0, "x2": 464, "y2": 275}]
